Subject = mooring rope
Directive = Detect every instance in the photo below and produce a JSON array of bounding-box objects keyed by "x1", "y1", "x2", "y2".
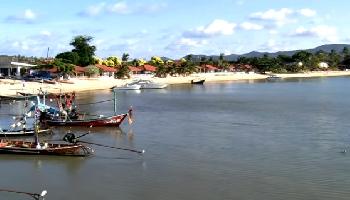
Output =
[{"x1": 76, "y1": 99, "x2": 114, "y2": 106}]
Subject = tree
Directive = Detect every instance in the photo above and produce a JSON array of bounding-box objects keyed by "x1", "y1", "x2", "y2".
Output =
[
  {"x1": 106, "y1": 56, "x2": 121, "y2": 67},
  {"x1": 150, "y1": 56, "x2": 164, "y2": 66},
  {"x1": 122, "y1": 53, "x2": 129, "y2": 62},
  {"x1": 342, "y1": 47, "x2": 350, "y2": 57},
  {"x1": 55, "y1": 52, "x2": 79, "y2": 65},
  {"x1": 328, "y1": 49, "x2": 341, "y2": 68},
  {"x1": 116, "y1": 65, "x2": 130, "y2": 79},
  {"x1": 38, "y1": 59, "x2": 74, "y2": 74},
  {"x1": 85, "y1": 65, "x2": 100, "y2": 77},
  {"x1": 292, "y1": 51, "x2": 312, "y2": 63},
  {"x1": 70, "y1": 35, "x2": 96, "y2": 66},
  {"x1": 185, "y1": 54, "x2": 193, "y2": 62}
]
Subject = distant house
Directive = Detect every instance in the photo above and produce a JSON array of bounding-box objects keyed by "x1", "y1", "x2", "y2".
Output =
[
  {"x1": 129, "y1": 66, "x2": 142, "y2": 75},
  {"x1": 199, "y1": 64, "x2": 219, "y2": 73},
  {"x1": 74, "y1": 66, "x2": 86, "y2": 77},
  {"x1": 228, "y1": 64, "x2": 254, "y2": 72},
  {"x1": 95, "y1": 64, "x2": 117, "y2": 77},
  {"x1": 141, "y1": 64, "x2": 157, "y2": 74},
  {"x1": 0, "y1": 55, "x2": 36, "y2": 77},
  {"x1": 318, "y1": 62, "x2": 329, "y2": 69},
  {"x1": 37, "y1": 65, "x2": 86, "y2": 77}
]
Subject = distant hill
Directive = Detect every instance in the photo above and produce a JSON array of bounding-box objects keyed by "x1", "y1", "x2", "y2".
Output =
[{"x1": 184, "y1": 44, "x2": 350, "y2": 62}]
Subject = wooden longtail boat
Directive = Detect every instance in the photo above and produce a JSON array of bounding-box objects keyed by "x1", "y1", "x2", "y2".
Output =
[
  {"x1": 44, "y1": 112, "x2": 129, "y2": 127},
  {"x1": 0, "y1": 140, "x2": 93, "y2": 156},
  {"x1": 0, "y1": 129, "x2": 51, "y2": 137},
  {"x1": 191, "y1": 78, "x2": 205, "y2": 84}
]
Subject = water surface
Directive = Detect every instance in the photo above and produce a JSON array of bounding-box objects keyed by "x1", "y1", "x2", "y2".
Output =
[{"x1": 1, "y1": 77, "x2": 350, "y2": 200}]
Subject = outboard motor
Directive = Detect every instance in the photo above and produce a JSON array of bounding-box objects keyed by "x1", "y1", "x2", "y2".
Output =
[{"x1": 63, "y1": 132, "x2": 77, "y2": 143}]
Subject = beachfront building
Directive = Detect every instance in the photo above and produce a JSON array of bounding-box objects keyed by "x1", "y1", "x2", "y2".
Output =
[
  {"x1": 74, "y1": 66, "x2": 86, "y2": 77},
  {"x1": 318, "y1": 62, "x2": 329, "y2": 69},
  {"x1": 141, "y1": 64, "x2": 157, "y2": 74},
  {"x1": 199, "y1": 64, "x2": 219, "y2": 73},
  {"x1": 129, "y1": 66, "x2": 142, "y2": 75},
  {"x1": 0, "y1": 56, "x2": 36, "y2": 77},
  {"x1": 95, "y1": 64, "x2": 116, "y2": 77},
  {"x1": 40, "y1": 65, "x2": 86, "y2": 77}
]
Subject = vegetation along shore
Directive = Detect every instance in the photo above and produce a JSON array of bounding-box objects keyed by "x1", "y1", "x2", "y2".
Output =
[{"x1": 1, "y1": 35, "x2": 350, "y2": 97}]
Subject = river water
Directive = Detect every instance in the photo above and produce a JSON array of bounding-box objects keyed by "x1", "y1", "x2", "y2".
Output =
[{"x1": 1, "y1": 77, "x2": 350, "y2": 200}]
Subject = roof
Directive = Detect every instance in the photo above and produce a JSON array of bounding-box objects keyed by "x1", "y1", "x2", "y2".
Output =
[
  {"x1": 129, "y1": 66, "x2": 142, "y2": 72},
  {"x1": 11, "y1": 61, "x2": 37, "y2": 67},
  {"x1": 95, "y1": 64, "x2": 117, "y2": 72},
  {"x1": 143, "y1": 64, "x2": 156, "y2": 72},
  {"x1": 74, "y1": 66, "x2": 86, "y2": 73},
  {"x1": 202, "y1": 64, "x2": 218, "y2": 70}
]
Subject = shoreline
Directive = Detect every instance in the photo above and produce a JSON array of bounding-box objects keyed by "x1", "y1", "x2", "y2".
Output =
[{"x1": 1, "y1": 71, "x2": 350, "y2": 96}]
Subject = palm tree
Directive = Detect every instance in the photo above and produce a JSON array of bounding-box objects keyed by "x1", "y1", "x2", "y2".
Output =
[{"x1": 122, "y1": 53, "x2": 129, "y2": 62}]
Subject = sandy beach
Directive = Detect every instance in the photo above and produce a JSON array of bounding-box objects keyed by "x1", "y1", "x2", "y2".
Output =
[{"x1": 1, "y1": 71, "x2": 350, "y2": 96}]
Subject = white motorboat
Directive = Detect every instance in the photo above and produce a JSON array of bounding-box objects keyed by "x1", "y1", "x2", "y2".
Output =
[
  {"x1": 113, "y1": 83, "x2": 141, "y2": 90},
  {"x1": 132, "y1": 80, "x2": 168, "y2": 89},
  {"x1": 266, "y1": 74, "x2": 282, "y2": 81}
]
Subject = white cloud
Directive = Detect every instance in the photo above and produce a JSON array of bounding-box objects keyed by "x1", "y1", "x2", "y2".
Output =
[
  {"x1": 40, "y1": 30, "x2": 52, "y2": 37},
  {"x1": 108, "y1": 2, "x2": 130, "y2": 14},
  {"x1": 269, "y1": 30, "x2": 278, "y2": 35},
  {"x1": 24, "y1": 9, "x2": 36, "y2": 20},
  {"x1": 166, "y1": 38, "x2": 207, "y2": 51},
  {"x1": 250, "y1": 8, "x2": 293, "y2": 25},
  {"x1": 80, "y1": 2, "x2": 106, "y2": 16},
  {"x1": 5, "y1": 9, "x2": 38, "y2": 23},
  {"x1": 80, "y1": 1, "x2": 167, "y2": 16},
  {"x1": 183, "y1": 19, "x2": 236, "y2": 38},
  {"x1": 259, "y1": 39, "x2": 289, "y2": 52},
  {"x1": 239, "y1": 22, "x2": 263, "y2": 30},
  {"x1": 291, "y1": 25, "x2": 338, "y2": 42},
  {"x1": 250, "y1": 8, "x2": 317, "y2": 26},
  {"x1": 0, "y1": 32, "x2": 71, "y2": 57},
  {"x1": 178, "y1": 38, "x2": 207, "y2": 47},
  {"x1": 298, "y1": 8, "x2": 316, "y2": 17}
]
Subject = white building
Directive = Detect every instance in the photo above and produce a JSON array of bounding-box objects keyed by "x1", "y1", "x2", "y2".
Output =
[{"x1": 0, "y1": 56, "x2": 36, "y2": 77}]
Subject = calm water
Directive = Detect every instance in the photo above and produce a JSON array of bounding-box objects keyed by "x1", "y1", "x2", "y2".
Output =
[{"x1": 1, "y1": 77, "x2": 350, "y2": 200}]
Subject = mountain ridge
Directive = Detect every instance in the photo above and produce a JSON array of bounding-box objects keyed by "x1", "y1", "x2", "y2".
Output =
[{"x1": 184, "y1": 44, "x2": 350, "y2": 62}]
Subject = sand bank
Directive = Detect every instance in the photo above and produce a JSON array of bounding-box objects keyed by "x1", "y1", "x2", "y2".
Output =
[{"x1": 1, "y1": 71, "x2": 350, "y2": 96}]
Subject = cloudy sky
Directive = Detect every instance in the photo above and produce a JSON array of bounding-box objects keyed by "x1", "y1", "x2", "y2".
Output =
[{"x1": 0, "y1": 0, "x2": 348, "y2": 59}]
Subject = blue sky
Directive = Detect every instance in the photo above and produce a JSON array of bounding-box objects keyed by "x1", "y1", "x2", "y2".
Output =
[{"x1": 0, "y1": 0, "x2": 349, "y2": 59}]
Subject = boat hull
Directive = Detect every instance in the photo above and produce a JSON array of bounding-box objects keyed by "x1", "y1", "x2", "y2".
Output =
[
  {"x1": 0, "y1": 129, "x2": 51, "y2": 137},
  {"x1": 45, "y1": 113, "x2": 128, "y2": 127},
  {"x1": 0, "y1": 141, "x2": 92, "y2": 156},
  {"x1": 191, "y1": 79, "x2": 205, "y2": 84}
]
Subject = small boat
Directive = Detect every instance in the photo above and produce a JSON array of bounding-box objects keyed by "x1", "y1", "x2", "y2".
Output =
[
  {"x1": 43, "y1": 79, "x2": 56, "y2": 84},
  {"x1": 191, "y1": 78, "x2": 205, "y2": 84},
  {"x1": 113, "y1": 83, "x2": 141, "y2": 90},
  {"x1": 0, "y1": 94, "x2": 36, "y2": 101},
  {"x1": 0, "y1": 140, "x2": 93, "y2": 156},
  {"x1": 266, "y1": 74, "x2": 282, "y2": 81},
  {"x1": 0, "y1": 128, "x2": 51, "y2": 137},
  {"x1": 132, "y1": 80, "x2": 168, "y2": 89},
  {"x1": 57, "y1": 79, "x2": 74, "y2": 84},
  {"x1": 44, "y1": 113, "x2": 128, "y2": 127}
]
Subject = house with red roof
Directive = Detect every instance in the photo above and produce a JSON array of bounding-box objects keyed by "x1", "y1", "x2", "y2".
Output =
[
  {"x1": 199, "y1": 64, "x2": 219, "y2": 73},
  {"x1": 128, "y1": 66, "x2": 142, "y2": 74},
  {"x1": 141, "y1": 64, "x2": 157, "y2": 74},
  {"x1": 95, "y1": 64, "x2": 117, "y2": 77},
  {"x1": 74, "y1": 66, "x2": 86, "y2": 76}
]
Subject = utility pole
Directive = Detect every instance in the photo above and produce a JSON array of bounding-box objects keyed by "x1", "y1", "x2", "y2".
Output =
[{"x1": 46, "y1": 47, "x2": 50, "y2": 59}]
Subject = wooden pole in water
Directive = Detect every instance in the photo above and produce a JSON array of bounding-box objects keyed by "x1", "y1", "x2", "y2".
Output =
[{"x1": 114, "y1": 90, "x2": 117, "y2": 115}]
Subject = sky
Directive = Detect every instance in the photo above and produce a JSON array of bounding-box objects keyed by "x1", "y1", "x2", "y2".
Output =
[{"x1": 0, "y1": 0, "x2": 349, "y2": 59}]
